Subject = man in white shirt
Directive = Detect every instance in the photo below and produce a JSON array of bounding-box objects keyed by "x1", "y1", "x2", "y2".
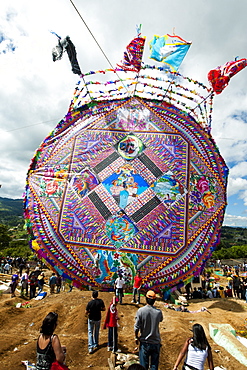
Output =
[
  {"x1": 206, "y1": 288, "x2": 213, "y2": 299},
  {"x1": 4, "y1": 262, "x2": 11, "y2": 274},
  {"x1": 114, "y1": 274, "x2": 125, "y2": 304}
]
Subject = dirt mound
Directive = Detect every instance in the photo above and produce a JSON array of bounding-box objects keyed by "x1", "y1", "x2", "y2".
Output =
[{"x1": 1, "y1": 288, "x2": 247, "y2": 369}]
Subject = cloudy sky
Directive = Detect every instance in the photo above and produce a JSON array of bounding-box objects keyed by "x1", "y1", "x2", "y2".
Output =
[{"x1": 0, "y1": 0, "x2": 247, "y2": 227}]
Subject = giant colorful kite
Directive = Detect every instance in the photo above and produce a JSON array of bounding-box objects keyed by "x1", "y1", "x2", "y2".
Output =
[{"x1": 24, "y1": 36, "x2": 228, "y2": 292}]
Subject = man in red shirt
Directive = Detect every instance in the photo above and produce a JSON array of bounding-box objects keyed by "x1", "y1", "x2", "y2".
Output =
[{"x1": 132, "y1": 271, "x2": 143, "y2": 304}]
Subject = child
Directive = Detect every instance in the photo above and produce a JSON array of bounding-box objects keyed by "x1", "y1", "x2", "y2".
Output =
[{"x1": 103, "y1": 296, "x2": 120, "y2": 353}]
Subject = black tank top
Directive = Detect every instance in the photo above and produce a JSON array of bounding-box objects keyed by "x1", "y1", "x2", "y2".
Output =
[{"x1": 36, "y1": 335, "x2": 56, "y2": 370}]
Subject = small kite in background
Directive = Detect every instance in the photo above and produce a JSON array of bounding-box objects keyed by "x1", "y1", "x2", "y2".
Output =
[
  {"x1": 51, "y1": 32, "x2": 82, "y2": 75},
  {"x1": 117, "y1": 25, "x2": 146, "y2": 72},
  {"x1": 208, "y1": 58, "x2": 247, "y2": 94},
  {"x1": 149, "y1": 33, "x2": 191, "y2": 71}
]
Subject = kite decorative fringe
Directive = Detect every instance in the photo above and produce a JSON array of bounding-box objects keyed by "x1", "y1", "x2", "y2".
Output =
[{"x1": 68, "y1": 65, "x2": 213, "y2": 132}]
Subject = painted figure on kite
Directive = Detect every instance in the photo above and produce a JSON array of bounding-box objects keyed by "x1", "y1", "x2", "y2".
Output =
[{"x1": 24, "y1": 27, "x2": 234, "y2": 293}]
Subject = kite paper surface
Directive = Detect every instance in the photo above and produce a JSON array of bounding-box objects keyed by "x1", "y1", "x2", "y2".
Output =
[
  {"x1": 208, "y1": 58, "x2": 247, "y2": 94},
  {"x1": 117, "y1": 36, "x2": 146, "y2": 72},
  {"x1": 24, "y1": 67, "x2": 228, "y2": 291},
  {"x1": 149, "y1": 34, "x2": 191, "y2": 71}
]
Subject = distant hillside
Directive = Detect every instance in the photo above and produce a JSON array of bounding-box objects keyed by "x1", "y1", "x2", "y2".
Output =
[
  {"x1": 220, "y1": 225, "x2": 247, "y2": 247},
  {"x1": 0, "y1": 197, "x2": 23, "y2": 226},
  {"x1": 0, "y1": 197, "x2": 23, "y2": 214}
]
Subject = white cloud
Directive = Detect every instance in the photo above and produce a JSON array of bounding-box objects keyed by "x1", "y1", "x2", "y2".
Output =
[
  {"x1": 224, "y1": 213, "x2": 247, "y2": 228},
  {"x1": 229, "y1": 161, "x2": 247, "y2": 177},
  {"x1": 226, "y1": 162, "x2": 247, "y2": 210},
  {"x1": 239, "y1": 190, "x2": 247, "y2": 207},
  {"x1": 227, "y1": 177, "x2": 247, "y2": 197}
]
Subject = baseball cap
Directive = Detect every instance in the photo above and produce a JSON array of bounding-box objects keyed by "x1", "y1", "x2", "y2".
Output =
[{"x1": 146, "y1": 290, "x2": 156, "y2": 299}]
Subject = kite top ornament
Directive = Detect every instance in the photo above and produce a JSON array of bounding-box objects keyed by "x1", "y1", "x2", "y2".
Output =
[{"x1": 24, "y1": 31, "x2": 228, "y2": 292}]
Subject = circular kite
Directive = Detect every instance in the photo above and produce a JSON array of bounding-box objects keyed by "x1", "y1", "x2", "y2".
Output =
[{"x1": 24, "y1": 62, "x2": 228, "y2": 291}]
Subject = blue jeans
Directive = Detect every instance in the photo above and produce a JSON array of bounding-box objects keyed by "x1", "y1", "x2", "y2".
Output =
[
  {"x1": 139, "y1": 342, "x2": 161, "y2": 370},
  {"x1": 133, "y1": 287, "x2": 140, "y2": 303},
  {"x1": 88, "y1": 319, "x2": 101, "y2": 350},
  {"x1": 108, "y1": 326, "x2": 118, "y2": 351}
]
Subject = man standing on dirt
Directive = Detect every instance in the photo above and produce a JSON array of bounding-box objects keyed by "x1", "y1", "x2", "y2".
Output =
[
  {"x1": 131, "y1": 270, "x2": 143, "y2": 304},
  {"x1": 49, "y1": 272, "x2": 56, "y2": 294},
  {"x1": 114, "y1": 273, "x2": 125, "y2": 304},
  {"x1": 134, "y1": 290, "x2": 163, "y2": 370},
  {"x1": 85, "y1": 291, "x2": 105, "y2": 354},
  {"x1": 232, "y1": 274, "x2": 241, "y2": 298}
]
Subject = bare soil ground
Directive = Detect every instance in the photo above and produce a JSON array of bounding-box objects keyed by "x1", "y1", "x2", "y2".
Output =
[{"x1": 1, "y1": 274, "x2": 247, "y2": 370}]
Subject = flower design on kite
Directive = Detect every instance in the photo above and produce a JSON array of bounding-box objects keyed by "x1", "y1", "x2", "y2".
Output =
[
  {"x1": 46, "y1": 180, "x2": 59, "y2": 196},
  {"x1": 190, "y1": 190, "x2": 202, "y2": 204},
  {"x1": 202, "y1": 192, "x2": 215, "y2": 209},
  {"x1": 196, "y1": 176, "x2": 210, "y2": 193}
]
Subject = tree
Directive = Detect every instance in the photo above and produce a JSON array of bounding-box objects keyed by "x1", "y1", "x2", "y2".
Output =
[
  {"x1": 230, "y1": 245, "x2": 247, "y2": 259},
  {"x1": 212, "y1": 245, "x2": 247, "y2": 259},
  {"x1": 0, "y1": 224, "x2": 11, "y2": 250}
]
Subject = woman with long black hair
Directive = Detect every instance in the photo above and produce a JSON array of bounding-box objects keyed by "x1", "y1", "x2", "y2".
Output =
[
  {"x1": 36, "y1": 312, "x2": 66, "y2": 370},
  {"x1": 173, "y1": 323, "x2": 214, "y2": 370}
]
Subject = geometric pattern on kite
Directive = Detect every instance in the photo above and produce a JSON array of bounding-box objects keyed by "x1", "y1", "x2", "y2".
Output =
[{"x1": 25, "y1": 95, "x2": 228, "y2": 290}]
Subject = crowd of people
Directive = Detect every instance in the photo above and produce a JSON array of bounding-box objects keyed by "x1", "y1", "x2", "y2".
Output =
[
  {"x1": 184, "y1": 266, "x2": 247, "y2": 303},
  {"x1": 82, "y1": 287, "x2": 213, "y2": 370},
  {"x1": 82, "y1": 270, "x2": 215, "y2": 370},
  {"x1": 3, "y1": 260, "x2": 247, "y2": 369},
  {"x1": 0, "y1": 256, "x2": 29, "y2": 275},
  {"x1": 0, "y1": 257, "x2": 69, "y2": 299}
]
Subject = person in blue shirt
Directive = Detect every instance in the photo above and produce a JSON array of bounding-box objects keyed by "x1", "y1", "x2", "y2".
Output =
[
  {"x1": 49, "y1": 273, "x2": 57, "y2": 294},
  {"x1": 10, "y1": 273, "x2": 19, "y2": 297}
]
